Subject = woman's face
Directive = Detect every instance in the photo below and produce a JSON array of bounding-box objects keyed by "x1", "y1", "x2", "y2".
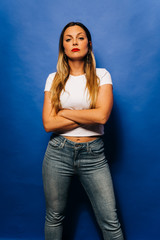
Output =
[{"x1": 63, "y1": 25, "x2": 89, "y2": 61}]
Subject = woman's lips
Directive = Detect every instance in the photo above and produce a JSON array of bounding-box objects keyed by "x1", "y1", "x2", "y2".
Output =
[{"x1": 71, "y1": 48, "x2": 80, "y2": 52}]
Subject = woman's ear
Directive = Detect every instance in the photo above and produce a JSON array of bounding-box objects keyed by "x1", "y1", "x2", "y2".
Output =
[
  {"x1": 88, "y1": 41, "x2": 92, "y2": 47},
  {"x1": 88, "y1": 41, "x2": 92, "y2": 52}
]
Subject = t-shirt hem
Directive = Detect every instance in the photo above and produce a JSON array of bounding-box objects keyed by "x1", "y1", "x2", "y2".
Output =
[{"x1": 59, "y1": 133, "x2": 104, "y2": 137}]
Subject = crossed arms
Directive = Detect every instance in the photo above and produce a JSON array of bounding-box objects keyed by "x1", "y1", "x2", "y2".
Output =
[{"x1": 42, "y1": 84, "x2": 113, "y2": 133}]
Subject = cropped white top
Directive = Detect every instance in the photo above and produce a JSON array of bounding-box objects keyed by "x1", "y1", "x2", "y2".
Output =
[{"x1": 44, "y1": 68, "x2": 112, "y2": 136}]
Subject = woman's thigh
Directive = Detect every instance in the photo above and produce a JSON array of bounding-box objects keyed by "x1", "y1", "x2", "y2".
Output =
[
  {"x1": 77, "y1": 138, "x2": 118, "y2": 224},
  {"x1": 42, "y1": 137, "x2": 74, "y2": 212},
  {"x1": 79, "y1": 163, "x2": 116, "y2": 219}
]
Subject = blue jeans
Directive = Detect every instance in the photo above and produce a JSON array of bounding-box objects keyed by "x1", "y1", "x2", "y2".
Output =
[{"x1": 42, "y1": 134, "x2": 124, "y2": 240}]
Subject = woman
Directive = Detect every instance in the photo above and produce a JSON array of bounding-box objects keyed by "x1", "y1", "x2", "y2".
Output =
[{"x1": 42, "y1": 22, "x2": 124, "y2": 240}]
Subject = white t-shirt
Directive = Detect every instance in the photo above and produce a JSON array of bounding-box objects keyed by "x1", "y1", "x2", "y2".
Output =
[{"x1": 44, "y1": 68, "x2": 112, "y2": 136}]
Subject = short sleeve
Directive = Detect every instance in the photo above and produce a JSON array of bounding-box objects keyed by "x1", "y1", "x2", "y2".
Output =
[
  {"x1": 96, "y1": 68, "x2": 113, "y2": 86},
  {"x1": 44, "y1": 72, "x2": 56, "y2": 92}
]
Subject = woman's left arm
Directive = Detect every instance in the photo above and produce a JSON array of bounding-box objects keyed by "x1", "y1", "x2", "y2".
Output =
[{"x1": 58, "y1": 84, "x2": 113, "y2": 125}]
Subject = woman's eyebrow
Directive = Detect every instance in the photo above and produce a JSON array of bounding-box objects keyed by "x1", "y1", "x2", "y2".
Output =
[
  {"x1": 64, "y1": 32, "x2": 85, "y2": 38},
  {"x1": 77, "y1": 32, "x2": 85, "y2": 36},
  {"x1": 64, "y1": 34, "x2": 72, "y2": 38}
]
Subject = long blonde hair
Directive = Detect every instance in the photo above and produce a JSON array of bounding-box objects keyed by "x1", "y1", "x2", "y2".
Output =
[{"x1": 50, "y1": 22, "x2": 99, "y2": 113}]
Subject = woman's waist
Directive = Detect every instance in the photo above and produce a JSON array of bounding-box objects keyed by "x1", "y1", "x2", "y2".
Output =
[
  {"x1": 63, "y1": 136, "x2": 98, "y2": 143},
  {"x1": 50, "y1": 133, "x2": 103, "y2": 146}
]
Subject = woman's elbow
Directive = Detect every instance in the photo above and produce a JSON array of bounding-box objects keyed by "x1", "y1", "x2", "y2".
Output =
[
  {"x1": 98, "y1": 112, "x2": 111, "y2": 125},
  {"x1": 43, "y1": 119, "x2": 53, "y2": 133},
  {"x1": 98, "y1": 117, "x2": 108, "y2": 125},
  {"x1": 43, "y1": 123, "x2": 51, "y2": 132},
  {"x1": 44, "y1": 127, "x2": 51, "y2": 133}
]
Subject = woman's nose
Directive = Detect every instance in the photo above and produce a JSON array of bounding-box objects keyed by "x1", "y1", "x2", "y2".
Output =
[{"x1": 73, "y1": 38, "x2": 78, "y2": 45}]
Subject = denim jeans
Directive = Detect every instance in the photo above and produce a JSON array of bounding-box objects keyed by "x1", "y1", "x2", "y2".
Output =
[{"x1": 42, "y1": 134, "x2": 124, "y2": 240}]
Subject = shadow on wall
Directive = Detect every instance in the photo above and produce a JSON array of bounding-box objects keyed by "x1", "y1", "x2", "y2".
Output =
[
  {"x1": 103, "y1": 101, "x2": 126, "y2": 238},
  {"x1": 103, "y1": 100, "x2": 124, "y2": 165},
  {"x1": 62, "y1": 176, "x2": 103, "y2": 240},
  {"x1": 61, "y1": 101, "x2": 124, "y2": 240}
]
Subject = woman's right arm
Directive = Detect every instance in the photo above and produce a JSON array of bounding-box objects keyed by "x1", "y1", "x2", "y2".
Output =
[{"x1": 42, "y1": 92, "x2": 79, "y2": 133}]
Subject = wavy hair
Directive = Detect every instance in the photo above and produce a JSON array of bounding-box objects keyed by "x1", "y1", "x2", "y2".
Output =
[{"x1": 50, "y1": 22, "x2": 99, "y2": 113}]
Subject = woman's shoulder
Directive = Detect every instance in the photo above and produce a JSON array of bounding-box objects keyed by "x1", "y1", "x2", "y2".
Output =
[
  {"x1": 48, "y1": 72, "x2": 57, "y2": 79},
  {"x1": 96, "y1": 68, "x2": 112, "y2": 86},
  {"x1": 96, "y1": 68, "x2": 110, "y2": 78},
  {"x1": 44, "y1": 72, "x2": 56, "y2": 92}
]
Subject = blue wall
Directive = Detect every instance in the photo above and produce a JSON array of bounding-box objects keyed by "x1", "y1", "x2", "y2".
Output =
[{"x1": 0, "y1": 0, "x2": 160, "y2": 239}]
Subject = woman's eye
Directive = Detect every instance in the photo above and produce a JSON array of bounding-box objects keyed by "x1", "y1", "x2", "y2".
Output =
[
  {"x1": 66, "y1": 39, "x2": 71, "y2": 42},
  {"x1": 79, "y1": 37, "x2": 84, "y2": 40}
]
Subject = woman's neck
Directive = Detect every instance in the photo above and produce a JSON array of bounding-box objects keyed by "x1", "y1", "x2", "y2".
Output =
[{"x1": 68, "y1": 60, "x2": 85, "y2": 76}]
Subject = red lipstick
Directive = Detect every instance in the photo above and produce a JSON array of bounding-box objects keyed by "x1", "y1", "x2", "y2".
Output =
[{"x1": 71, "y1": 48, "x2": 80, "y2": 52}]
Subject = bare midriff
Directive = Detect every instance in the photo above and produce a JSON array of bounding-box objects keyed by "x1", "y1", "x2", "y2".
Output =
[{"x1": 64, "y1": 136, "x2": 98, "y2": 143}]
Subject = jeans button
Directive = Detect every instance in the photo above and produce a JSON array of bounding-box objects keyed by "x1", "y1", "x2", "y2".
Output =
[{"x1": 75, "y1": 144, "x2": 81, "y2": 147}]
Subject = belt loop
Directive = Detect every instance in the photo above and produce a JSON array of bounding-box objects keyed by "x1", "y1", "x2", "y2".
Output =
[
  {"x1": 87, "y1": 142, "x2": 89, "y2": 152},
  {"x1": 64, "y1": 138, "x2": 67, "y2": 145},
  {"x1": 63, "y1": 138, "x2": 67, "y2": 147},
  {"x1": 60, "y1": 137, "x2": 66, "y2": 148}
]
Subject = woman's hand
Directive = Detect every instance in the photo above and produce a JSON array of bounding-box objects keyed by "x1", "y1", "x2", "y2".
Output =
[
  {"x1": 57, "y1": 109, "x2": 69, "y2": 118},
  {"x1": 42, "y1": 92, "x2": 80, "y2": 133}
]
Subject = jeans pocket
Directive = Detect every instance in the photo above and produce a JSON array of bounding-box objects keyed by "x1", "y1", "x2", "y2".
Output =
[
  {"x1": 49, "y1": 138, "x2": 62, "y2": 148},
  {"x1": 89, "y1": 140, "x2": 104, "y2": 156}
]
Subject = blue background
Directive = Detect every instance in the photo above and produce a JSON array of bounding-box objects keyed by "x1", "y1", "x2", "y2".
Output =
[{"x1": 0, "y1": 0, "x2": 160, "y2": 239}]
